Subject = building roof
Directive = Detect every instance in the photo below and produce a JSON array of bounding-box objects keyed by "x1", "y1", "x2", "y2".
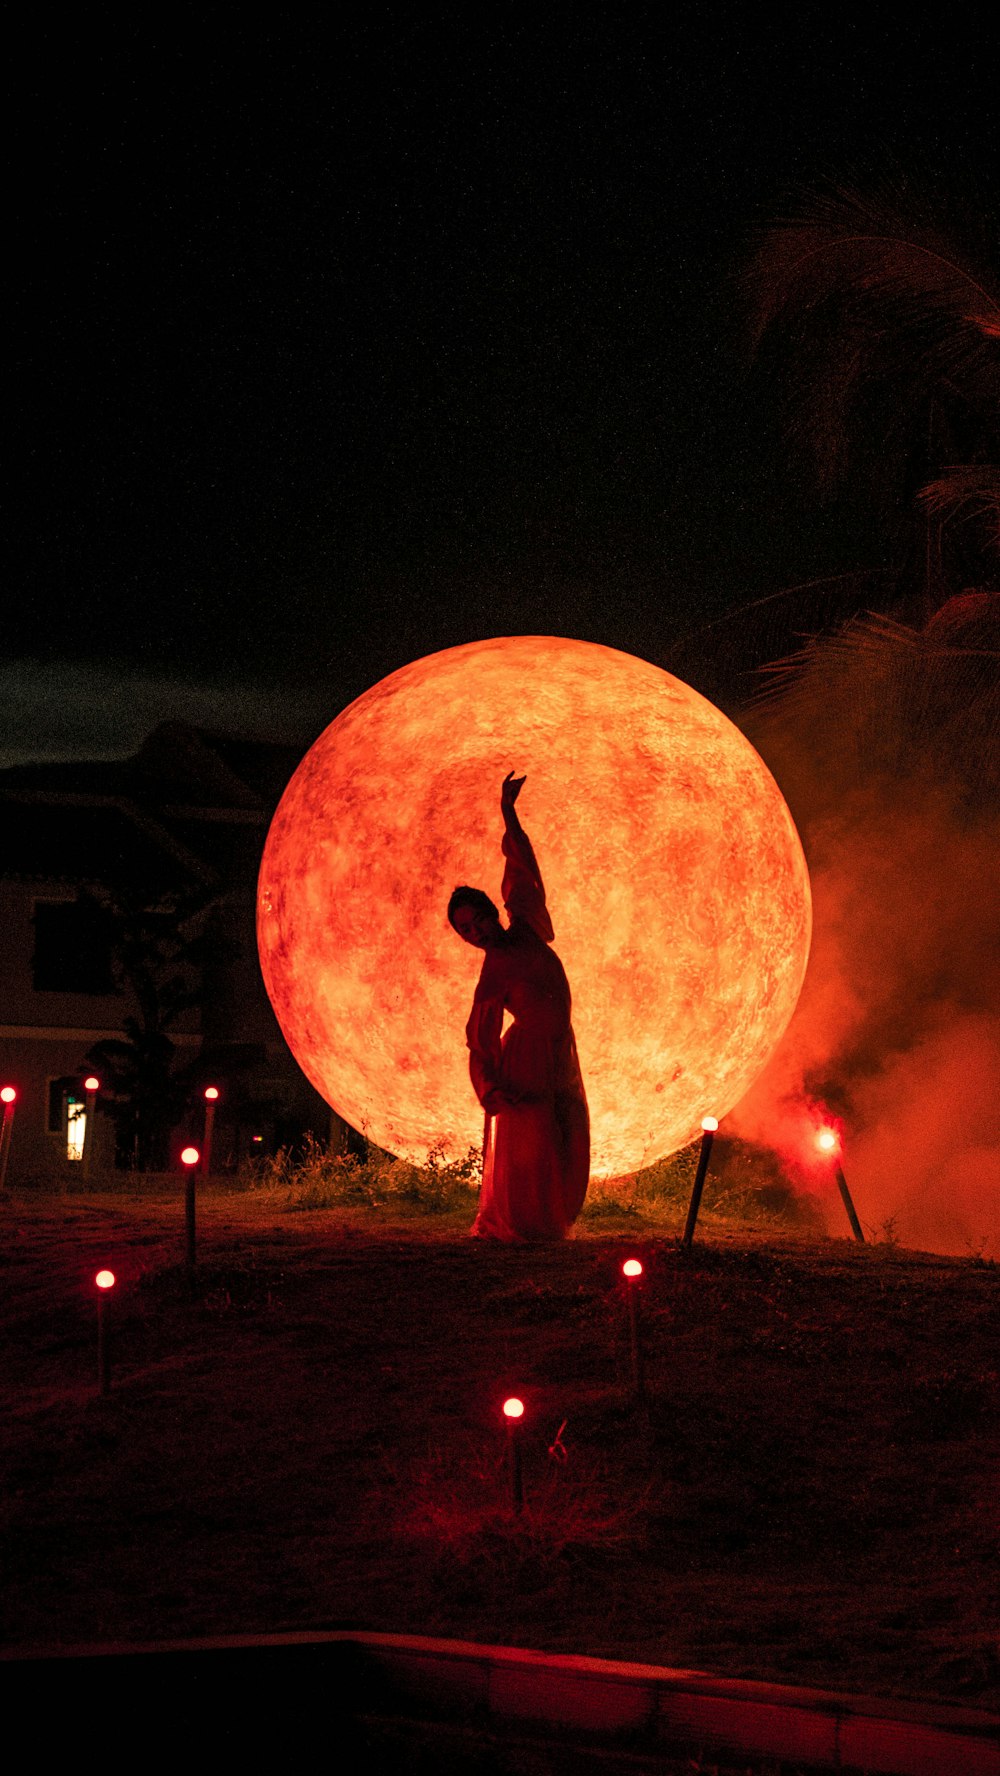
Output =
[{"x1": 0, "y1": 722, "x2": 299, "y2": 894}]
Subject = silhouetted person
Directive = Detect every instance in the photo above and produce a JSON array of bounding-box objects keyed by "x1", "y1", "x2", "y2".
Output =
[{"x1": 449, "y1": 773, "x2": 589, "y2": 1240}]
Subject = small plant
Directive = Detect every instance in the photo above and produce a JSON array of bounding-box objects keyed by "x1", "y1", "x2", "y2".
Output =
[{"x1": 243, "y1": 1132, "x2": 480, "y2": 1215}]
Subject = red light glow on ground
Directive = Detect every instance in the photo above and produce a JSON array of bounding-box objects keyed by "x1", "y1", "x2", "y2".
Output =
[{"x1": 258, "y1": 637, "x2": 811, "y2": 1176}]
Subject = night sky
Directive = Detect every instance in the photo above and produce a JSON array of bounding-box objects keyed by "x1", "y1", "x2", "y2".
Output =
[{"x1": 8, "y1": 16, "x2": 999, "y2": 763}]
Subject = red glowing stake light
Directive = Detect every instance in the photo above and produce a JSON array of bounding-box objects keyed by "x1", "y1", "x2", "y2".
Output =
[
  {"x1": 502, "y1": 1398, "x2": 525, "y2": 1511},
  {"x1": 682, "y1": 1114, "x2": 719, "y2": 1250},
  {"x1": 621, "y1": 1259, "x2": 645, "y2": 1397},
  {"x1": 95, "y1": 1269, "x2": 115, "y2": 1394},
  {"x1": 181, "y1": 1147, "x2": 200, "y2": 1280},
  {"x1": 0, "y1": 1086, "x2": 18, "y2": 1191},
  {"x1": 202, "y1": 1088, "x2": 219, "y2": 1176},
  {"x1": 814, "y1": 1122, "x2": 865, "y2": 1244},
  {"x1": 82, "y1": 1076, "x2": 100, "y2": 1178}
]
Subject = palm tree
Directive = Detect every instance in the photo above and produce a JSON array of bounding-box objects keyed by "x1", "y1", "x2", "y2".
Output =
[
  {"x1": 743, "y1": 176, "x2": 999, "y2": 613},
  {"x1": 83, "y1": 886, "x2": 240, "y2": 1170}
]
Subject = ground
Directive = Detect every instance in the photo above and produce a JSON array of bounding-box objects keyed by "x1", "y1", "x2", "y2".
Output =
[{"x1": 2, "y1": 1179, "x2": 997, "y2": 1714}]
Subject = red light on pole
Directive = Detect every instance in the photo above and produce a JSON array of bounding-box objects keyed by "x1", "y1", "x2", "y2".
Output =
[
  {"x1": 502, "y1": 1398, "x2": 525, "y2": 1510},
  {"x1": 95, "y1": 1268, "x2": 115, "y2": 1394},
  {"x1": 682, "y1": 1115, "x2": 719, "y2": 1250},
  {"x1": 621, "y1": 1259, "x2": 645, "y2": 1397},
  {"x1": 181, "y1": 1147, "x2": 200, "y2": 1282},
  {"x1": 202, "y1": 1088, "x2": 219, "y2": 1176},
  {"x1": 814, "y1": 1124, "x2": 865, "y2": 1245},
  {"x1": 0, "y1": 1087, "x2": 17, "y2": 1191},
  {"x1": 82, "y1": 1076, "x2": 100, "y2": 1179}
]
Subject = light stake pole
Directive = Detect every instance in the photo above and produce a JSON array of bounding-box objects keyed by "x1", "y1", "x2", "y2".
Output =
[
  {"x1": 816, "y1": 1129, "x2": 865, "y2": 1243},
  {"x1": 0, "y1": 1087, "x2": 17, "y2": 1191},
  {"x1": 202, "y1": 1087, "x2": 219, "y2": 1177},
  {"x1": 682, "y1": 1117, "x2": 718, "y2": 1250},
  {"x1": 622, "y1": 1259, "x2": 644, "y2": 1398},
  {"x1": 82, "y1": 1076, "x2": 100, "y2": 1180},
  {"x1": 503, "y1": 1397, "x2": 525, "y2": 1513},
  {"x1": 181, "y1": 1146, "x2": 200, "y2": 1285},
  {"x1": 95, "y1": 1269, "x2": 115, "y2": 1395}
]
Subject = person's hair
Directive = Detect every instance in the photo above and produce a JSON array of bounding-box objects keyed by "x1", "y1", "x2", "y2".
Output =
[{"x1": 447, "y1": 886, "x2": 499, "y2": 932}]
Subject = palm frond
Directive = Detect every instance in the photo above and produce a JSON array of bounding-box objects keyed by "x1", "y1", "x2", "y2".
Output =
[
  {"x1": 744, "y1": 596, "x2": 1000, "y2": 815},
  {"x1": 744, "y1": 179, "x2": 1000, "y2": 495},
  {"x1": 918, "y1": 466, "x2": 1000, "y2": 548},
  {"x1": 747, "y1": 179, "x2": 1000, "y2": 346}
]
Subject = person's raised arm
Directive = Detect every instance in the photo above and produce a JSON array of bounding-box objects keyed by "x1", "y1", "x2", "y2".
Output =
[{"x1": 499, "y1": 771, "x2": 554, "y2": 941}]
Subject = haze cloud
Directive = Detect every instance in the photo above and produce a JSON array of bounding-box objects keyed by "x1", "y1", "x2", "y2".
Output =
[{"x1": 0, "y1": 658, "x2": 334, "y2": 767}]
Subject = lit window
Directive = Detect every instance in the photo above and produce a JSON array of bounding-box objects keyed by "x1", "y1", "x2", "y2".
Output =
[
  {"x1": 48, "y1": 1078, "x2": 90, "y2": 1160},
  {"x1": 66, "y1": 1096, "x2": 86, "y2": 1162}
]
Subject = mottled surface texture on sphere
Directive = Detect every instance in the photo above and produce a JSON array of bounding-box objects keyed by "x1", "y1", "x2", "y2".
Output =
[{"x1": 257, "y1": 637, "x2": 811, "y2": 1176}]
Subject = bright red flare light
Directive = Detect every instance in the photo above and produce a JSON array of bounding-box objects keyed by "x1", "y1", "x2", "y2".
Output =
[
  {"x1": 622, "y1": 1259, "x2": 643, "y2": 1279},
  {"x1": 84, "y1": 1076, "x2": 100, "y2": 1092},
  {"x1": 95, "y1": 1270, "x2": 115, "y2": 1290},
  {"x1": 1, "y1": 1087, "x2": 16, "y2": 1104},
  {"x1": 503, "y1": 1397, "x2": 525, "y2": 1420},
  {"x1": 180, "y1": 1146, "x2": 200, "y2": 1168},
  {"x1": 816, "y1": 1128, "x2": 839, "y2": 1154},
  {"x1": 204, "y1": 1086, "x2": 220, "y2": 1101}
]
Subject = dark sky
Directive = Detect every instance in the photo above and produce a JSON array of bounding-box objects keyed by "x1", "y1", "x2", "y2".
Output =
[{"x1": 7, "y1": 15, "x2": 999, "y2": 762}]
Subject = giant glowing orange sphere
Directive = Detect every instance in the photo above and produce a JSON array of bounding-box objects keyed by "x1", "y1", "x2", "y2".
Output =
[{"x1": 258, "y1": 637, "x2": 811, "y2": 1176}]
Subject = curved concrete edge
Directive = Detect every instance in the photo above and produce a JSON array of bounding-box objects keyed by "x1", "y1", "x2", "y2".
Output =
[
  {"x1": 3, "y1": 1629, "x2": 997, "y2": 1775},
  {"x1": 351, "y1": 1633, "x2": 998, "y2": 1776}
]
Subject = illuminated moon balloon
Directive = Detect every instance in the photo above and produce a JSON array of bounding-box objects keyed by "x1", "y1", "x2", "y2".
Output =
[{"x1": 258, "y1": 636, "x2": 811, "y2": 1176}]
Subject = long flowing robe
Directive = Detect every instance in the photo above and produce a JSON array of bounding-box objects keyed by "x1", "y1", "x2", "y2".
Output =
[{"x1": 467, "y1": 818, "x2": 589, "y2": 1240}]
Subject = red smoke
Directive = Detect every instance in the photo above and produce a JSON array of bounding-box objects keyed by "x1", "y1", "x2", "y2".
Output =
[{"x1": 728, "y1": 599, "x2": 1000, "y2": 1257}]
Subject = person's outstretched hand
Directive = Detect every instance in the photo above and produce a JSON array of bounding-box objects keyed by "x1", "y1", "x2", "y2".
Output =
[{"x1": 501, "y1": 770, "x2": 525, "y2": 807}]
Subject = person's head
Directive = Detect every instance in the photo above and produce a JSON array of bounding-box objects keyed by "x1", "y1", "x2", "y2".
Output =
[{"x1": 448, "y1": 886, "x2": 502, "y2": 948}]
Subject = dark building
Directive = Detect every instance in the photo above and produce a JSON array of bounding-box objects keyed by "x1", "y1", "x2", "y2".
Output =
[{"x1": 0, "y1": 722, "x2": 334, "y2": 1179}]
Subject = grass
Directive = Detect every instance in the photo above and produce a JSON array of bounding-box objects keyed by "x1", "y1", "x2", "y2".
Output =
[
  {"x1": 239, "y1": 1130, "x2": 813, "y2": 1234},
  {"x1": 1, "y1": 1153, "x2": 997, "y2": 1717}
]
